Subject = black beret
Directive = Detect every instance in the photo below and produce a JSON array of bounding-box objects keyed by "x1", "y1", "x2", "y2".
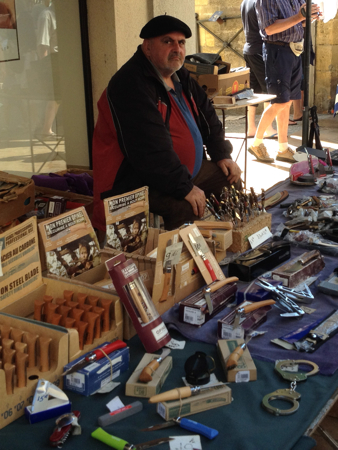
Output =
[{"x1": 140, "y1": 15, "x2": 192, "y2": 39}]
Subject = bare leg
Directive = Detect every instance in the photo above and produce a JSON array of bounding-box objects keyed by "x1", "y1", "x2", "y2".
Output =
[
  {"x1": 255, "y1": 102, "x2": 286, "y2": 140},
  {"x1": 247, "y1": 105, "x2": 257, "y2": 136},
  {"x1": 276, "y1": 101, "x2": 292, "y2": 144},
  {"x1": 292, "y1": 92, "x2": 304, "y2": 120},
  {"x1": 40, "y1": 101, "x2": 60, "y2": 135},
  {"x1": 263, "y1": 101, "x2": 277, "y2": 136}
]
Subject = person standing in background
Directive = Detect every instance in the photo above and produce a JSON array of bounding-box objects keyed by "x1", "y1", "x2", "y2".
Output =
[{"x1": 241, "y1": 0, "x2": 277, "y2": 152}]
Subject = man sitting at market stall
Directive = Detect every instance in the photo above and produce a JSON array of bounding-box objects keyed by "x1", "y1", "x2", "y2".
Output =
[{"x1": 92, "y1": 14, "x2": 241, "y2": 234}]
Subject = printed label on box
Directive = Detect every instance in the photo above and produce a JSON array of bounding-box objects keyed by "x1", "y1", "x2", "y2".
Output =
[
  {"x1": 235, "y1": 371, "x2": 250, "y2": 383},
  {"x1": 183, "y1": 307, "x2": 205, "y2": 325},
  {"x1": 151, "y1": 322, "x2": 169, "y2": 342},
  {"x1": 221, "y1": 324, "x2": 245, "y2": 340},
  {"x1": 248, "y1": 226, "x2": 273, "y2": 249}
]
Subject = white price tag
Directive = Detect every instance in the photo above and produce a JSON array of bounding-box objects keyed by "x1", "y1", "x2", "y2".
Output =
[
  {"x1": 248, "y1": 226, "x2": 273, "y2": 249},
  {"x1": 163, "y1": 242, "x2": 183, "y2": 267},
  {"x1": 166, "y1": 338, "x2": 186, "y2": 350},
  {"x1": 106, "y1": 396, "x2": 124, "y2": 412},
  {"x1": 169, "y1": 435, "x2": 202, "y2": 450}
]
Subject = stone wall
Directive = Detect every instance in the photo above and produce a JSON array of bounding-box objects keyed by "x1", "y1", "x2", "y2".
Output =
[
  {"x1": 315, "y1": 17, "x2": 338, "y2": 112},
  {"x1": 195, "y1": 0, "x2": 338, "y2": 113}
]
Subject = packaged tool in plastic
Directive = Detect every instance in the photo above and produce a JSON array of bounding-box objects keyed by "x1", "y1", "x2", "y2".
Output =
[{"x1": 105, "y1": 254, "x2": 171, "y2": 352}]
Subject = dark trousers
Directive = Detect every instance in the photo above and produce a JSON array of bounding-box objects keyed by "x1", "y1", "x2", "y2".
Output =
[{"x1": 149, "y1": 160, "x2": 241, "y2": 230}]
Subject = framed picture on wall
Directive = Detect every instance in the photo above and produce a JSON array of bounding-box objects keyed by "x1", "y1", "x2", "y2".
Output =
[{"x1": 0, "y1": 0, "x2": 20, "y2": 62}]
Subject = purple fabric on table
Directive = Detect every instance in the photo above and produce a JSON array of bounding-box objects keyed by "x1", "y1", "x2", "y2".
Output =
[
  {"x1": 163, "y1": 178, "x2": 338, "y2": 376},
  {"x1": 32, "y1": 173, "x2": 93, "y2": 196},
  {"x1": 63, "y1": 173, "x2": 93, "y2": 196},
  {"x1": 32, "y1": 174, "x2": 69, "y2": 191}
]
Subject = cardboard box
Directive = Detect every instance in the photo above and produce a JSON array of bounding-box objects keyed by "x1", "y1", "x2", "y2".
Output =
[
  {"x1": 0, "y1": 217, "x2": 123, "y2": 362},
  {"x1": 228, "y1": 213, "x2": 272, "y2": 254},
  {"x1": 35, "y1": 186, "x2": 93, "y2": 219},
  {"x1": 64, "y1": 343, "x2": 129, "y2": 396},
  {"x1": 0, "y1": 171, "x2": 35, "y2": 226},
  {"x1": 156, "y1": 384, "x2": 232, "y2": 420},
  {"x1": 125, "y1": 353, "x2": 173, "y2": 398},
  {"x1": 0, "y1": 313, "x2": 69, "y2": 429},
  {"x1": 190, "y1": 68, "x2": 250, "y2": 98},
  {"x1": 217, "y1": 339, "x2": 257, "y2": 382},
  {"x1": 184, "y1": 61, "x2": 219, "y2": 75},
  {"x1": 213, "y1": 96, "x2": 236, "y2": 105}
]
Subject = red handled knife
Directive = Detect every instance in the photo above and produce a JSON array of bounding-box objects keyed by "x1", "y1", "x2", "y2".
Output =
[
  {"x1": 188, "y1": 233, "x2": 217, "y2": 281},
  {"x1": 62, "y1": 340, "x2": 127, "y2": 376}
]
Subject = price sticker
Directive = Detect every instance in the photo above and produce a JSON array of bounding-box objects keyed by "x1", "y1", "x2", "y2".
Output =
[{"x1": 163, "y1": 242, "x2": 183, "y2": 267}]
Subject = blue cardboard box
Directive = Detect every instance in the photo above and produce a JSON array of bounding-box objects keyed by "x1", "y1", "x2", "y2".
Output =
[{"x1": 63, "y1": 343, "x2": 129, "y2": 396}]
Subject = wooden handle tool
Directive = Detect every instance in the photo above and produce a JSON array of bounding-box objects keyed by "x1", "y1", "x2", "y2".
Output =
[
  {"x1": 45, "y1": 303, "x2": 59, "y2": 323},
  {"x1": 39, "y1": 336, "x2": 52, "y2": 372},
  {"x1": 195, "y1": 220, "x2": 233, "y2": 230},
  {"x1": 208, "y1": 276, "x2": 239, "y2": 293},
  {"x1": 2, "y1": 338, "x2": 14, "y2": 350},
  {"x1": 63, "y1": 290, "x2": 74, "y2": 303},
  {"x1": 23, "y1": 332, "x2": 39, "y2": 368},
  {"x1": 128, "y1": 281, "x2": 150, "y2": 323},
  {"x1": 15, "y1": 352, "x2": 28, "y2": 388},
  {"x1": 51, "y1": 314, "x2": 62, "y2": 325},
  {"x1": 99, "y1": 299, "x2": 112, "y2": 332},
  {"x1": 85, "y1": 312, "x2": 99, "y2": 345},
  {"x1": 139, "y1": 348, "x2": 171, "y2": 383},
  {"x1": 78, "y1": 321, "x2": 88, "y2": 350},
  {"x1": 34, "y1": 299, "x2": 45, "y2": 321},
  {"x1": 14, "y1": 342, "x2": 27, "y2": 354},
  {"x1": 4, "y1": 363, "x2": 15, "y2": 395},
  {"x1": 87, "y1": 295, "x2": 100, "y2": 308},
  {"x1": 71, "y1": 308, "x2": 84, "y2": 327},
  {"x1": 11, "y1": 328, "x2": 24, "y2": 343},
  {"x1": 148, "y1": 386, "x2": 193, "y2": 403},
  {"x1": 239, "y1": 299, "x2": 276, "y2": 314},
  {"x1": 77, "y1": 292, "x2": 88, "y2": 307},
  {"x1": 159, "y1": 272, "x2": 171, "y2": 303},
  {"x1": 3, "y1": 348, "x2": 15, "y2": 365},
  {"x1": 59, "y1": 305, "x2": 71, "y2": 327},
  {"x1": 93, "y1": 306, "x2": 104, "y2": 339},
  {"x1": 0, "y1": 324, "x2": 12, "y2": 341}
]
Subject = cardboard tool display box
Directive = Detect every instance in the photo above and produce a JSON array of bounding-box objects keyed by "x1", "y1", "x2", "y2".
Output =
[
  {"x1": 66, "y1": 227, "x2": 166, "y2": 341},
  {"x1": 217, "y1": 339, "x2": 257, "y2": 383},
  {"x1": 178, "y1": 281, "x2": 237, "y2": 327},
  {"x1": 0, "y1": 217, "x2": 123, "y2": 364},
  {"x1": 156, "y1": 384, "x2": 232, "y2": 421},
  {"x1": 64, "y1": 343, "x2": 129, "y2": 396},
  {"x1": 194, "y1": 220, "x2": 233, "y2": 262},
  {"x1": 0, "y1": 171, "x2": 35, "y2": 227},
  {"x1": 228, "y1": 213, "x2": 272, "y2": 254},
  {"x1": 190, "y1": 68, "x2": 250, "y2": 98},
  {"x1": 125, "y1": 352, "x2": 173, "y2": 398},
  {"x1": 228, "y1": 242, "x2": 291, "y2": 282},
  {"x1": 0, "y1": 313, "x2": 69, "y2": 429}
]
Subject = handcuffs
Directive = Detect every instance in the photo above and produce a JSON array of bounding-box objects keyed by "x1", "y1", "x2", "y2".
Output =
[{"x1": 262, "y1": 360, "x2": 319, "y2": 416}]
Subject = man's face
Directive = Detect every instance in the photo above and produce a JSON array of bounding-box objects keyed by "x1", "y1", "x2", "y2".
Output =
[
  {"x1": 143, "y1": 32, "x2": 186, "y2": 78},
  {"x1": 79, "y1": 246, "x2": 88, "y2": 262}
]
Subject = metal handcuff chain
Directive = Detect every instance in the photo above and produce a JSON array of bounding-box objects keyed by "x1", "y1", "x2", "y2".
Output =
[{"x1": 262, "y1": 360, "x2": 319, "y2": 416}]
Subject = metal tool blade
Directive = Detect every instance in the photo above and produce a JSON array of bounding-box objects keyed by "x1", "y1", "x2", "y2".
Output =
[
  {"x1": 61, "y1": 358, "x2": 89, "y2": 376},
  {"x1": 136, "y1": 437, "x2": 173, "y2": 450}
]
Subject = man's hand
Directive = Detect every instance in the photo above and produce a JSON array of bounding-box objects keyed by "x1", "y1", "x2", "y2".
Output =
[
  {"x1": 217, "y1": 159, "x2": 241, "y2": 185},
  {"x1": 185, "y1": 185, "x2": 206, "y2": 218},
  {"x1": 299, "y1": 3, "x2": 322, "y2": 22}
]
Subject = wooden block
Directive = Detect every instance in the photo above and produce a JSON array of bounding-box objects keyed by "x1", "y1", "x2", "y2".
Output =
[{"x1": 228, "y1": 213, "x2": 272, "y2": 253}]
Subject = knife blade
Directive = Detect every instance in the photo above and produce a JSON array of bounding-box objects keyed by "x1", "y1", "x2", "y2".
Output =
[
  {"x1": 141, "y1": 417, "x2": 218, "y2": 440},
  {"x1": 138, "y1": 348, "x2": 171, "y2": 383},
  {"x1": 91, "y1": 428, "x2": 173, "y2": 450},
  {"x1": 236, "y1": 241, "x2": 289, "y2": 262},
  {"x1": 62, "y1": 340, "x2": 127, "y2": 376},
  {"x1": 284, "y1": 250, "x2": 320, "y2": 274},
  {"x1": 232, "y1": 300, "x2": 276, "y2": 329},
  {"x1": 188, "y1": 233, "x2": 217, "y2": 281},
  {"x1": 159, "y1": 239, "x2": 172, "y2": 303},
  {"x1": 148, "y1": 383, "x2": 225, "y2": 404}
]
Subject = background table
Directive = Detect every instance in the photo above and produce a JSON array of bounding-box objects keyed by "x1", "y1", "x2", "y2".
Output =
[{"x1": 213, "y1": 93, "x2": 276, "y2": 188}]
